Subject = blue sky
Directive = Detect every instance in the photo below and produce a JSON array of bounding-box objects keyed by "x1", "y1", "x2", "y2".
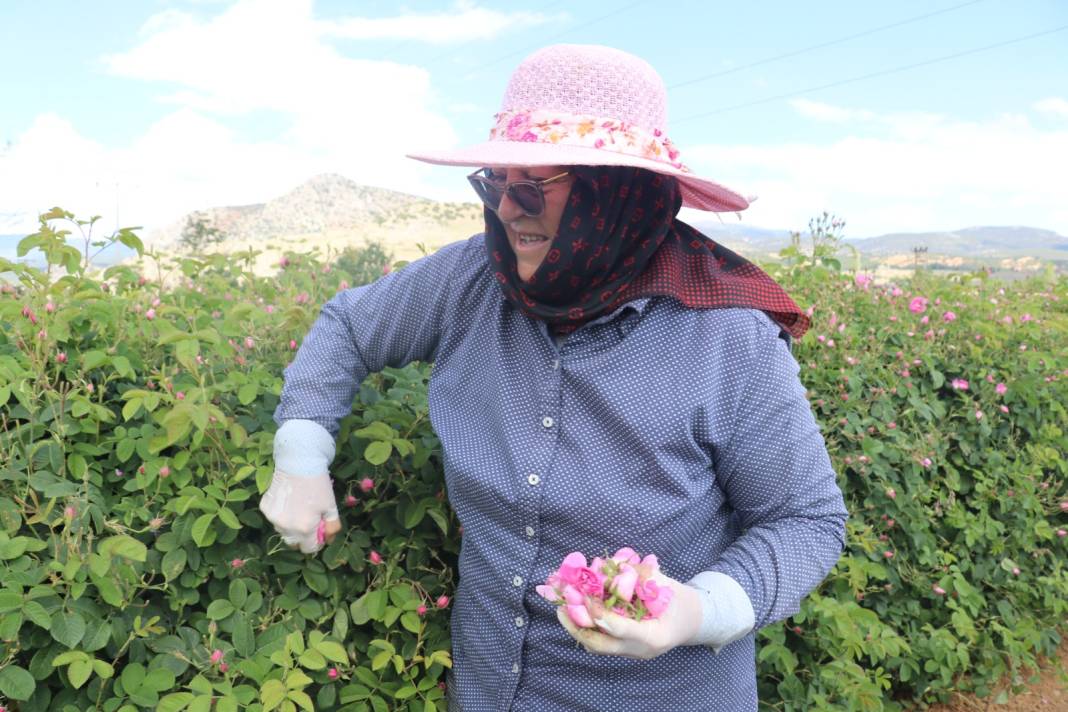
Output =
[{"x1": 1, "y1": 0, "x2": 1066, "y2": 239}]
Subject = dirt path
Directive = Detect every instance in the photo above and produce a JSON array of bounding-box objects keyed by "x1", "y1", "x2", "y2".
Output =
[{"x1": 922, "y1": 635, "x2": 1067, "y2": 711}]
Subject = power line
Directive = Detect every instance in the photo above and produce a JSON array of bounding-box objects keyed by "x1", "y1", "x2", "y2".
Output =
[
  {"x1": 674, "y1": 23, "x2": 1068, "y2": 125},
  {"x1": 668, "y1": 0, "x2": 987, "y2": 90}
]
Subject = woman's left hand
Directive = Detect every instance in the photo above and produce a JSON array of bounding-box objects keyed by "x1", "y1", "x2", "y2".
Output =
[{"x1": 555, "y1": 574, "x2": 704, "y2": 660}]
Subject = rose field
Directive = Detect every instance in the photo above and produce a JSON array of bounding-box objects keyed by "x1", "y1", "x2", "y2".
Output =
[{"x1": 0, "y1": 210, "x2": 1066, "y2": 712}]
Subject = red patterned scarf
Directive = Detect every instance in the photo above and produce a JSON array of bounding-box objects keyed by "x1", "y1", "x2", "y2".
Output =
[{"x1": 484, "y1": 166, "x2": 810, "y2": 340}]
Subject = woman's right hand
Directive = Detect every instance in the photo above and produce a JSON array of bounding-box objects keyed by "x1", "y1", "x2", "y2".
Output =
[{"x1": 259, "y1": 470, "x2": 342, "y2": 554}]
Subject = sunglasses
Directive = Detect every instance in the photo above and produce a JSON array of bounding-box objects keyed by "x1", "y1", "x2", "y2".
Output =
[{"x1": 467, "y1": 168, "x2": 571, "y2": 218}]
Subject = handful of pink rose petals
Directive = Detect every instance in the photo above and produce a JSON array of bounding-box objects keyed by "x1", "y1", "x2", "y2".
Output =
[{"x1": 536, "y1": 548, "x2": 673, "y2": 628}]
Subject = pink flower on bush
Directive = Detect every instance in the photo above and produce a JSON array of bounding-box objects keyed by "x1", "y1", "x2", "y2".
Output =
[
  {"x1": 922, "y1": 458, "x2": 932, "y2": 468},
  {"x1": 359, "y1": 477, "x2": 374, "y2": 493},
  {"x1": 369, "y1": 550, "x2": 383, "y2": 565},
  {"x1": 854, "y1": 273, "x2": 872, "y2": 290},
  {"x1": 975, "y1": 410, "x2": 983, "y2": 420},
  {"x1": 56, "y1": 351, "x2": 68, "y2": 364},
  {"x1": 1057, "y1": 529, "x2": 1066, "y2": 538},
  {"x1": 932, "y1": 585, "x2": 946, "y2": 595},
  {"x1": 176, "y1": 391, "x2": 185, "y2": 400},
  {"x1": 884, "y1": 551, "x2": 894, "y2": 559},
  {"x1": 244, "y1": 336, "x2": 254, "y2": 349},
  {"x1": 920, "y1": 315, "x2": 929, "y2": 325},
  {"x1": 383, "y1": 264, "x2": 392, "y2": 275},
  {"x1": 145, "y1": 308, "x2": 156, "y2": 320},
  {"x1": 908, "y1": 297, "x2": 928, "y2": 314},
  {"x1": 210, "y1": 649, "x2": 223, "y2": 664},
  {"x1": 328, "y1": 667, "x2": 339, "y2": 680},
  {"x1": 951, "y1": 379, "x2": 969, "y2": 391},
  {"x1": 995, "y1": 382, "x2": 1007, "y2": 395},
  {"x1": 219, "y1": 663, "x2": 229, "y2": 673},
  {"x1": 999, "y1": 405, "x2": 1009, "y2": 414},
  {"x1": 943, "y1": 311, "x2": 956, "y2": 322},
  {"x1": 344, "y1": 494, "x2": 357, "y2": 507},
  {"x1": 231, "y1": 558, "x2": 244, "y2": 569},
  {"x1": 417, "y1": 604, "x2": 428, "y2": 616},
  {"x1": 436, "y1": 595, "x2": 450, "y2": 609},
  {"x1": 45, "y1": 301, "x2": 56, "y2": 313},
  {"x1": 64, "y1": 506, "x2": 76, "y2": 519},
  {"x1": 289, "y1": 339, "x2": 298, "y2": 350},
  {"x1": 886, "y1": 488, "x2": 896, "y2": 500},
  {"x1": 159, "y1": 466, "x2": 171, "y2": 478}
]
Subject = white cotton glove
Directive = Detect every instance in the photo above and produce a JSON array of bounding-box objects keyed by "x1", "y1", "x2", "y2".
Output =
[
  {"x1": 258, "y1": 470, "x2": 341, "y2": 554},
  {"x1": 555, "y1": 573, "x2": 704, "y2": 660}
]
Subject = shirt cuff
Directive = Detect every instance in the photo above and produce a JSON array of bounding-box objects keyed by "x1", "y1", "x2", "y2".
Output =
[
  {"x1": 273, "y1": 419, "x2": 336, "y2": 477},
  {"x1": 686, "y1": 571, "x2": 756, "y2": 653}
]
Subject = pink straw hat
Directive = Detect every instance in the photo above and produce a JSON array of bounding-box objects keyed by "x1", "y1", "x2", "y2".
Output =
[{"x1": 407, "y1": 44, "x2": 749, "y2": 213}]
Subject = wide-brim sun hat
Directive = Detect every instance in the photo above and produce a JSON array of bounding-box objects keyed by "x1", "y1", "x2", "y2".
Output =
[{"x1": 407, "y1": 44, "x2": 750, "y2": 213}]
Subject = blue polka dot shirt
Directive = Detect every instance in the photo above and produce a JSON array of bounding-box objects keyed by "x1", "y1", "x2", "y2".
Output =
[{"x1": 274, "y1": 234, "x2": 848, "y2": 711}]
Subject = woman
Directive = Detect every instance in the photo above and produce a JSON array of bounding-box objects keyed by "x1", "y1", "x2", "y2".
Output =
[{"x1": 260, "y1": 44, "x2": 847, "y2": 711}]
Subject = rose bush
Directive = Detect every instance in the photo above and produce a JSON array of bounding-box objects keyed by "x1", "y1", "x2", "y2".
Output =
[{"x1": 0, "y1": 209, "x2": 1065, "y2": 711}]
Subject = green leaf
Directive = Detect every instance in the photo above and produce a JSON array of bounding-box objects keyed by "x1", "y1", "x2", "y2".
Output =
[
  {"x1": 316, "y1": 640, "x2": 349, "y2": 664},
  {"x1": 191, "y1": 513, "x2": 215, "y2": 547},
  {"x1": 298, "y1": 649, "x2": 326, "y2": 670},
  {"x1": 161, "y1": 547, "x2": 188, "y2": 579},
  {"x1": 400, "y1": 612, "x2": 422, "y2": 634},
  {"x1": 364, "y1": 441, "x2": 393, "y2": 465},
  {"x1": 238, "y1": 383, "x2": 258, "y2": 405},
  {"x1": 232, "y1": 613, "x2": 255, "y2": 657},
  {"x1": 289, "y1": 689, "x2": 315, "y2": 711},
  {"x1": 353, "y1": 422, "x2": 395, "y2": 440},
  {"x1": 68, "y1": 658, "x2": 93, "y2": 689},
  {"x1": 143, "y1": 667, "x2": 176, "y2": 691},
  {"x1": 157, "y1": 692, "x2": 195, "y2": 712},
  {"x1": 261, "y1": 679, "x2": 287, "y2": 711},
  {"x1": 206, "y1": 599, "x2": 235, "y2": 620},
  {"x1": 0, "y1": 664, "x2": 36, "y2": 700},
  {"x1": 0, "y1": 590, "x2": 21, "y2": 613},
  {"x1": 175, "y1": 339, "x2": 200, "y2": 372},
  {"x1": 394, "y1": 685, "x2": 418, "y2": 700},
  {"x1": 216, "y1": 506, "x2": 241, "y2": 530},
  {"x1": 51, "y1": 610, "x2": 87, "y2": 648},
  {"x1": 23, "y1": 600, "x2": 52, "y2": 629},
  {"x1": 122, "y1": 398, "x2": 143, "y2": 421},
  {"x1": 93, "y1": 659, "x2": 115, "y2": 679},
  {"x1": 100, "y1": 534, "x2": 148, "y2": 562}
]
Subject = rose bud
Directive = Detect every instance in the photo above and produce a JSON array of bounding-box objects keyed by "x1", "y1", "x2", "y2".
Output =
[
  {"x1": 436, "y1": 595, "x2": 450, "y2": 609},
  {"x1": 359, "y1": 477, "x2": 374, "y2": 492}
]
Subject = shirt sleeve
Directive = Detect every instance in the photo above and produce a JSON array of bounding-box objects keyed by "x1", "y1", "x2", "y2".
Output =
[
  {"x1": 706, "y1": 310, "x2": 848, "y2": 630},
  {"x1": 273, "y1": 236, "x2": 476, "y2": 438}
]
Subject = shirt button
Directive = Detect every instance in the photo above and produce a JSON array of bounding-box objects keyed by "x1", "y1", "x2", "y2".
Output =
[
  {"x1": 551, "y1": 359, "x2": 560, "y2": 369},
  {"x1": 515, "y1": 616, "x2": 525, "y2": 627},
  {"x1": 513, "y1": 575, "x2": 523, "y2": 587},
  {"x1": 512, "y1": 663, "x2": 519, "y2": 674},
  {"x1": 527, "y1": 473, "x2": 540, "y2": 486},
  {"x1": 525, "y1": 526, "x2": 535, "y2": 537},
  {"x1": 542, "y1": 416, "x2": 554, "y2": 428}
]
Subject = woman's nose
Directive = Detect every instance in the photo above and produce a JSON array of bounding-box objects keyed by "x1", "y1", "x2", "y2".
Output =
[{"x1": 496, "y1": 189, "x2": 525, "y2": 222}]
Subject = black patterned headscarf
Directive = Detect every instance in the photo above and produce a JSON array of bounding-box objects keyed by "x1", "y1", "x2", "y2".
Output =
[{"x1": 484, "y1": 166, "x2": 810, "y2": 339}]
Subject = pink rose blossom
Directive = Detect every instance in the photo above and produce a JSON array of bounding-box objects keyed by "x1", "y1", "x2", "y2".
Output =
[
  {"x1": 159, "y1": 466, "x2": 170, "y2": 478},
  {"x1": 436, "y1": 595, "x2": 450, "y2": 609},
  {"x1": 417, "y1": 604, "x2": 428, "y2": 615},
  {"x1": 854, "y1": 273, "x2": 872, "y2": 290},
  {"x1": 884, "y1": 550, "x2": 894, "y2": 559},
  {"x1": 244, "y1": 337, "x2": 254, "y2": 349},
  {"x1": 995, "y1": 382, "x2": 1007, "y2": 395},
  {"x1": 145, "y1": 308, "x2": 156, "y2": 320},
  {"x1": 176, "y1": 391, "x2": 185, "y2": 400},
  {"x1": 56, "y1": 351, "x2": 68, "y2": 363},
  {"x1": 922, "y1": 458, "x2": 932, "y2": 468},
  {"x1": 210, "y1": 649, "x2": 223, "y2": 664},
  {"x1": 943, "y1": 311, "x2": 956, "y2": 322},
  {"x1": 1057, "y1": 529, "x2": 1066, "y2": 538},
  {"x1": 328, "y1": 668, "x2": 339, "y2": 680},
  {"x1": 951, "y1": 379, "x2": 969, "y2": 391},
  {"x1": 231, "y1": 558, "x2": 244, "y2": 569},
  {"x1": 886, "y1": 488, "x2": 896, "y2": 500},
  {"x1": 562, "y1": 585, "x2": 595, "y2": 627},
  {"x1": 975, "y1": 410, "x2": 983, "y2": 420},
  {"x1": 635, "y1": 579, "x2": 673, "y2": 618},
  {"x1": 359, "y1": 477, "x2": 374, "y2": 492},
  {"x1": 999, "y1": 405, "x2": 1009, "y2": 414},
  {"x1": 289, "y1": 339, "x2": 298, "y2": 350},
  {"x1": 610, "y1": 564, "x2": 639, "y2": 602},
  {"x1": 45, "y1": 301, "x2": 56, "y2": 313},
  {"x1": 1012, "y1": 567, "x2": 1020, "y2": 576},
  {"x1": 557, "y1": 552, "x2": 606, "y2": 598},
  {"x1": 908, "y1": 297, "x2": 928, "y2": 314},
  {"x1": 369, "y1": 550, "x2": 383, "y2": 565},
  {"x1": 933, "y1": 585, "x2": 946, "y2": 595},
  {"x1": 920, "y1": 315, "x2": 929, "y2": 325},
  {"x1": 344, "y1": 494, "x2": 357, "y2": 507},
  {"x1": 64, "y1": 506, "x2": 76, "y2": 519}
]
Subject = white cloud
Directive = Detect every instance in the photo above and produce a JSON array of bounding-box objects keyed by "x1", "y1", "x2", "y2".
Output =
[
  {"x1": 1, "y1": 0, "x2": 489, "y2": 235},
  {"x1": 1034, "y1": 96, "x2": 1068, "y2": 119},
  {"x1": 686, "y1": 104, "x2": 1068, "y2": 237},
  {"x1": 318, "y1": 0, "x2": 563, "y2": 44},
  {"x1": 789, "y1": 99, "x2": 875, "y2": 123}
]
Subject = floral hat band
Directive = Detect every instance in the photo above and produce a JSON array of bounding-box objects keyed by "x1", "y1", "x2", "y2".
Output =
[
  {"x1": 407, "y1": 44, "x2": 752, "y2": 213},
  {"x1": 490, "y1": 109, "x2": 690, "y2": 173}
]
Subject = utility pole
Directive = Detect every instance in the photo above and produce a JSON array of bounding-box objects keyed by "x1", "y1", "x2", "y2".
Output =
[{"x1": 912, "y1": 246, "x2": 928, "y2": 270}]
